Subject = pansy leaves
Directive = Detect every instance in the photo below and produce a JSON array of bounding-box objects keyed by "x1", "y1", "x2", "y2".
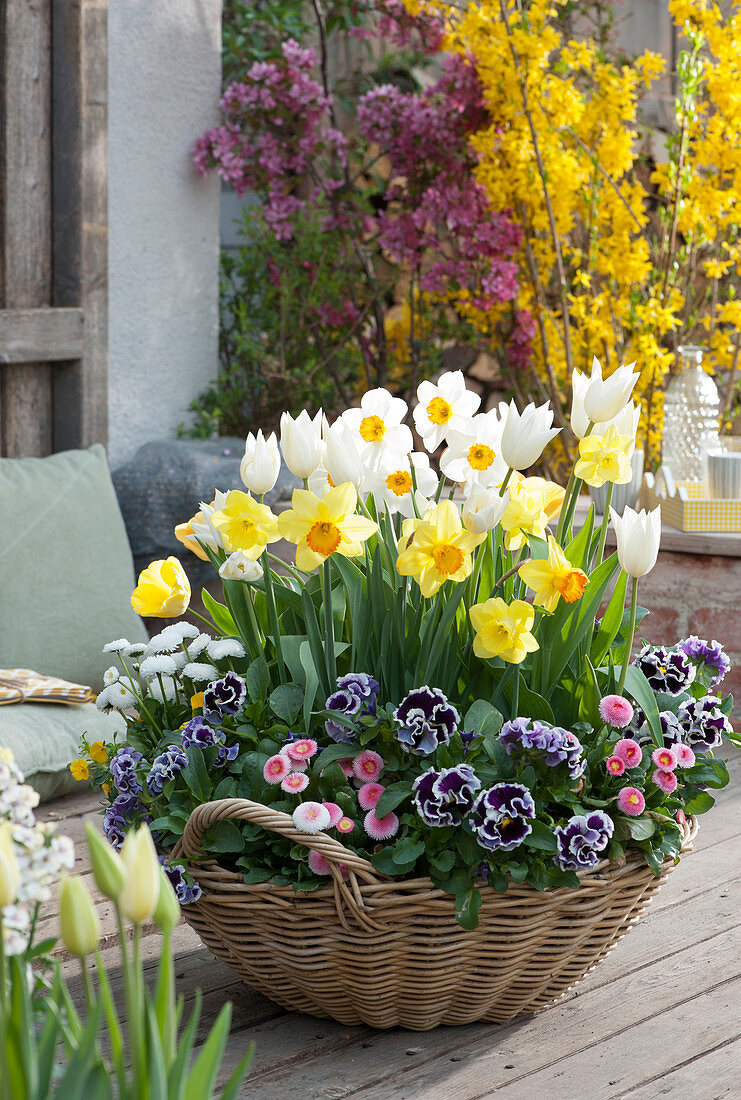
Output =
[{"x1": 375, "y1": 781, "x2": 413, "y2": 818}]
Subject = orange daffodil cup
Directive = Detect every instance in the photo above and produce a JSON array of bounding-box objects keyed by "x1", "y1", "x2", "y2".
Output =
[{"x1": 277, "y1": 483, "x2": 378, "y2": 572}]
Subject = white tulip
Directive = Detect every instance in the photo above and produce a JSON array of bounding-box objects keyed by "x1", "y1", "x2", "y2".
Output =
[
  {"x1": 570, "y1": 367, "x2": 591, "y2": 440},
  {"x1": 324, "y1": 419, "x2": 367, "y2": 492},
  {"x1": 219, "y1": 551, "x2": 264, "y2": 583},
  {"x1": 462, "y1": 487, "x2": 510, "y2": 533},
  {"x1": 280, "y1": 410, "x2": 324, "y2": 479},
  {"x1": 583, "y1": 357, "x2": 641, "y2": 424},
  {"x1": 609, "y1": 505, "x2": 661, "y2": 578},
  {"x1": 594, "y1": 400, "x2": 640, "y2": 444},
  {"x1": 500, "y1": 400, "x2": 561, "y2": 471},
  {"x1": 240, "y1": 429, "x2": 281, "y2": 495}
]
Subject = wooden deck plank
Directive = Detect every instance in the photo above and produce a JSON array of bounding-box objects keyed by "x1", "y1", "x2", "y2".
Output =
[{"x1": 621, "y1": 1033, "x2": 741, "y2": 1099}]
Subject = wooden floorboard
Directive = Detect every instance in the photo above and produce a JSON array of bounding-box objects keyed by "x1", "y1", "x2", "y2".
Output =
[{"x1": 37, "y1": 745, "x2": 741, "y2": 1098}]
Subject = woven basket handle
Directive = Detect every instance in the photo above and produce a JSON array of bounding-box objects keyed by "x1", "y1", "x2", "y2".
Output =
[{"x1": 178, "y1": 798, "x2": 386, "y2": 933}]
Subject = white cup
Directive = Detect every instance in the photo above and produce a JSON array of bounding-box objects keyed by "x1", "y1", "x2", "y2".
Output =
[{"x1": 707, "y1": 451, "x2": 741, "y2": 499}]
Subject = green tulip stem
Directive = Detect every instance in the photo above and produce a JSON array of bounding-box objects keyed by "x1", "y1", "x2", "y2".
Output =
[
  {"x1": 322, "y1": 558, "x2": 337, "y2": 687},
  {"x1": 511, "y1": 668, "x2": 520, "y2": 719},
  {"x1": 261, "y1": 553, "x2": 287, "y2": 682},
  {"x1": 0, "y1": 914, "x2": 6, "y2": 1015},
  {"x1": 117, "y1": 909, "x2": 141, "y2": 1097},
  {"x1": 618, "y1": 577, "x2": 639, "y2": 694},
  {"x1": 499, "y1": 467, "x2": 514, "y2": 497},
  {"x1": 266, "y1": 551, "x2": 304, "y2": 582},
  {"x1": 81, "y1": 958, "x2": 95, "y2": 1013},
  {"x1": 556, "y1": 422, "x2": 593, "y2": 544},
  {"x1": 593, "y1": 480, "x2": 614, "y2": 567}
]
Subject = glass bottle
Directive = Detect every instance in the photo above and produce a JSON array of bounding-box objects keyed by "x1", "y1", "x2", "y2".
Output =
[{"x1": 661, "y1": 345, "x2": 720, "y2": 482}]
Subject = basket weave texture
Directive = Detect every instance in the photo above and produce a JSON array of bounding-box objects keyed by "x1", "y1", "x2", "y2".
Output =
[{"x1": 174, "y1": 797, "x2": 696, "y2": 1031}]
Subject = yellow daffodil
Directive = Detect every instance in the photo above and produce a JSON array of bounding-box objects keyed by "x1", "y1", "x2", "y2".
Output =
[
  {"x1": 574, "y1": 424, "x2": 634, "y2": 488},
  {"x1": 208, "y1": 490, "x2": 280, "y2": 558},
  {"x1": 131, "y1": 557, "x2": 191, "y2": 618},
  {"x1": 396, "y1": 499, "x2": 485, "y2": 598},
  {"x1": 69, "y1": 758, "x2": 90, "y2": 781},
  {"x1": 500, "y1": 480, "x2": 550, "y2": 551},
  {"x1": 88, "y1": 742, "x2": 109, "y2": 764},
  {"x1": 469, "y1": 597, "x2": 539, "y2": 664},
  {"x1": 512, "y1": 475, "x2": 565, "y2": 523},
  {"x1": 518, "y1": 535, "x2": 588, "y2": 611},
  {"x1": 277, "y1": 482, "x2": 378, "y2": 572}
]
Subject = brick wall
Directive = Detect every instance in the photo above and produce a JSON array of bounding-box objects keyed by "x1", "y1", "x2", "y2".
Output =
[{"x1": 631, "y1": 551, "x2": 741, "y2": 721}]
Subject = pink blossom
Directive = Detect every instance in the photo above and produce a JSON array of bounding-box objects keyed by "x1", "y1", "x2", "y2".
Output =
[
  {"x1": 363, "y1": 810, "x2": 399, "y2": 841},
  {"x1": 358, "y1": 782, "x2": 385, "y2": 811},
  {"x1": 613, "y1": 739, "x2": 643, "y2": 768},
  {"x1": 263, "y1": 754, "x2": 291, "y2": 784},
  {"x1": 599, "y1": 695, "x2": 635, "y2": 729},
  {"x1": 292, "y1": 802, "x2": 331, "y2": 834},
  {"x1": 308, "y1": 850, "x2": 332, "y2": 875},
  {"x1": 676, "y1": 808, "x2": 686, "y2": 825},
  {"x1": 616, "y1": 787, "x2": 645, "y2": 816},
  {"x1": 652, "y1": 768, "x2": 678, "y2": 794},
  {"x1": 281, "y1": 772, "x2": 309, "y2": 794},
  {"x1": 322, "y1": 802, "x2": 343, "y2": 828},
  {"x1": 353, "y1": 750, "x2": 384, "y2": 783},
  {"x1": 605, "y1": 755, "x2": 625, "y2": 776},
  {"x1": 652, "y1": 747, "x2": 678, "y2": 773},
  {"x1": 674, "y1": 744, "x2": 696, "y2": 769},
  {"x1": 286, "y1": 738, "x2": 318, "y2": 763},
  {"x1": 336, "y1": 817, "x2": 355, "y2": 834},
  {"x1": 337, "y1": 759, "x2": 355, "y2": 779}
]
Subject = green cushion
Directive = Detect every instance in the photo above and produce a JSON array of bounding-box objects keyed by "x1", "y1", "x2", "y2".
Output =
[
  {"x1": 0, "y1": 445, "x2": 148, "y2": 690},
  {"x1": 0, "y1": 703, "x2": 125, "y2": 802}
]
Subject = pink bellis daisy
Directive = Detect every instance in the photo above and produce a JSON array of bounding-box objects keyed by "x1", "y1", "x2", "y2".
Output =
[
  {"x1": 652, "y1": 747, "x2": 678, "y2": 773},
  {"x1": 280, "y1": 745, "x2": 308, "y2": 772},
  {"x1": 616, "y1": 787, "x2": 645, "y2": 816},
  {"x1": 292, "y1": 802, "x2": 331, "y2": 834},
  {"x1": 613, "y1": 738, "x2": 642, "y2": 768},
  {"x1": 322, "y1": 802, "x2": 343, "y2": 828},
  {"x1": 606, "y1": 755, "x2": 625, "y2": 776},
  {"x1": 308, "y1": 850, "x2": 332, "y2": 875},
  {"x1": 599, "y1": 695, "x2": 634, "y2": 729},
  {"x1": 677, "y1": 808, "x2": 686, "y2": 826},
  {"x1": 286, "y1": 738, "x2": 318, "y2": 763},
  {"x1": 674, "y1": 743, "x2": 696, "y2": 769},
  {"x1": 358, "y1": 782, "x2": 385, "y2": 810},
  {"x1": 281, "y1": 772, "x2": 310, "y2": 794},
  {"x1": 652, "y1": 768, "x2": 678, "y2": 794},
  {"x1": 364, "y1": 810, "x2": 399, "y2": 841},
  {"x1": 337, "y1": 817, "x2": 355, "y2": 834},
  {"x1": 338, "y1": 759, "x2": 355, "y2": 779},
  {"x1": 264, "y1": 754, "x2": 291, "y2": 784},
  {"x1": 353, "y1": 750, "x2": 384, "y2": 783}
]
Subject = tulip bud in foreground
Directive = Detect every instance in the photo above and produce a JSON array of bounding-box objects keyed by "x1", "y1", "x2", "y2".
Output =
[
  {"x1": 609, "y1": 505, "x2": 661, "y2": 578},
  {"x1": 152, "y1": 866, "x2": 181, "y2": 934},
  {"x1": 59, "y1": 875, "x2": 100, "y2": 957},
  {"x1": 119, "y1": 825, "x2": 161, "y2": 925},
  {"x1": 86, "y1": 821, "x2": 127, "y2": 903},
  {"x1": 0, "y1": 823, "x2": 20, "y2": 909}
]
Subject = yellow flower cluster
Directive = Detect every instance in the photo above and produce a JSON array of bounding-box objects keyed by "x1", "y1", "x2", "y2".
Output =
[{"x1": 414, "y1": 0, "x2": 741, "y2": 462}]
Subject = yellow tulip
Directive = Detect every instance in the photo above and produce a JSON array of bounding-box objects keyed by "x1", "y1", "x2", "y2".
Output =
[
  {"x1": 119, "y1": 825, "x2": 161, "y2": 925},
  {"x1": 519, "y1": 535, "x2": 588, "y2": 612},
  {"x1": 469, "y1": 597, "x2": 539, "y2": 664},
  {"x1": 396, "y1": 499, "x2": 485, "y2": 598},
  {"x1": 131, "y1": 557, "x2": 191, "y2": 618},
  {"x1": 59, "y1": 875, "x2": 100, "y2": 957},
  {"x1": 278, "y1": 482, "x2": 378, "y2": 572},
  {"x1": 0, "y1": 824, "x2": 20, "y2": 909},
  {"x1": 208, "y1": 490, "x2": 280, "y2": 558}
]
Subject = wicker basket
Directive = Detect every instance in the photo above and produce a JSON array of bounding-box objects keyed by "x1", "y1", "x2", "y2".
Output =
[{"x1": 173, "y1": 798, "x2": 696, "y2": 1031}]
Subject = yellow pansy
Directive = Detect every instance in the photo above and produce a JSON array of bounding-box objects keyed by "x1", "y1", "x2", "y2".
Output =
[
  {"x1": 277, "y1": 482, "x2": 378, "y2": 573},
  {"x1": 131, "y1": 557, "x2": 191, "y2": 618},
  {"x1": 69, "y1": 758, "x2": 90, "y2": 781},
  {"x1": 190, "y1": 691, "x2": 205, "y2": 710},
  {"x1": 574, "y1": 424, "x2": 633, "y2": 488},
  {"x1": 396, "y1": 499, "x2": 485, "y2": 598},
  {"x1": 89, "y1": 742, "x2": 109, "y2": 764},
  {"x1": 208, "y1": 490, "x2": 280, "y2": 558},
  {"x1": 469, "y1": 598, "x2": 539, "y2": 664},
  {"x1": 518, "y1": 535, "x2": 589, "y2": 612}
]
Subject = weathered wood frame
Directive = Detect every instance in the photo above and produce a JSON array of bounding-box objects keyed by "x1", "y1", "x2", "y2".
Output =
[{"x1": 0, "y1": 0, "x2": 107, "y2": 458}]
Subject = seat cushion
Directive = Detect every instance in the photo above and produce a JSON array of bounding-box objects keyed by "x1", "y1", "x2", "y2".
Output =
[
  {"x1": 0, "y1": 702, "x2": 125, "y2": 802},
  {"x1": 0, "y1": 445, "x2": 148, "y2": 690}
]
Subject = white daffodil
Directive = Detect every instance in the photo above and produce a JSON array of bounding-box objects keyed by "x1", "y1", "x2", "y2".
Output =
[
  {"x1": 324, "y1": 418, "x2": 368, "y2": 493},
  {"x1": 440, "y1": 410, "x2": 508, "y2": 492},
  {"x1": 240, "y1": 429, "x2": 281, "y2": 495},
  {"x1": 413, "y1": 370, "x2": 481, "y2": 451},
  {"x1": 218, "y1": 551, "x2": 264, "y2": 583},
  {"x1": 462, "y1": 486, "x2": 510, "y2": 534},
  {"x1": 341, "y1": 388, "x2": 413, "y2": 468},
  {"x1": 582, "y1": 357, "x2": 641, "y2": 424},
  {"x1": 366, "y1": 451, "x2": 438, "y2": 517},
  {"x1": 609, "y1": 505, "x2": 661, "y2": 578},
  {"x1": 280, "y1": 409, "x2": 324, "y2": 479},
  {"x1": 500, "y1": 400, "x2": 561, "y2": 471}
]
